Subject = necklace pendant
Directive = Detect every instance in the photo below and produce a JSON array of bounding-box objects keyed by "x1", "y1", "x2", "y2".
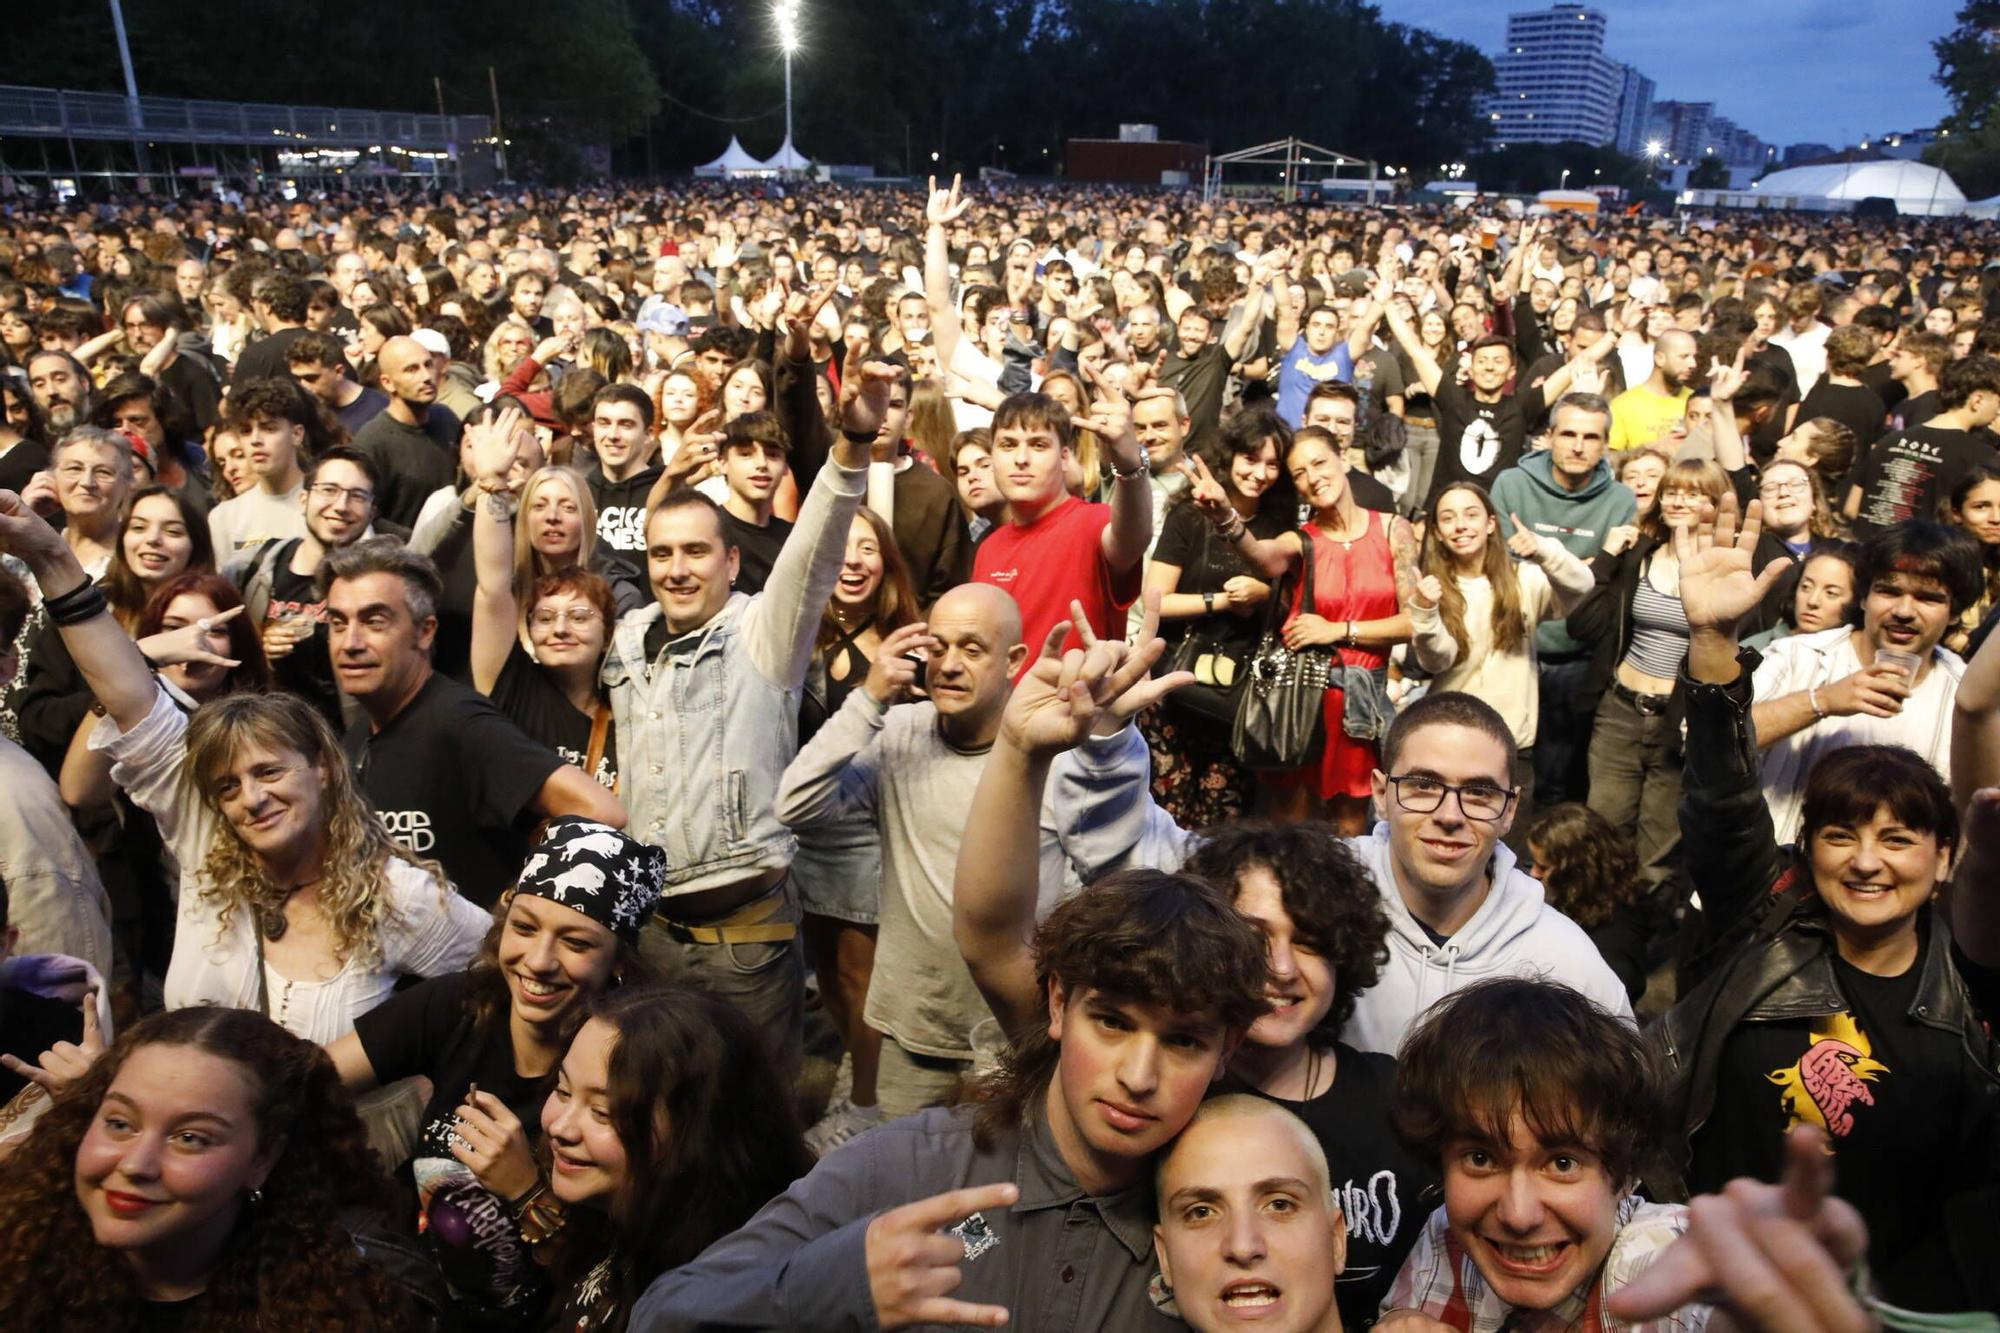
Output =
[{"x1": 257, "y1": 904, "x2": 288, "y2": 941}]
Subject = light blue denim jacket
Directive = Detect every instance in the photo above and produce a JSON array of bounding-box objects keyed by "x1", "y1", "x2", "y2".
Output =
[{"x1": 601, "y1": 456, "x2": 866, "y2": 897}]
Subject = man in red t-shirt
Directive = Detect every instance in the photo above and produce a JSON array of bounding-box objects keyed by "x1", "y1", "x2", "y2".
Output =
[
  {"x1": 925, "y1": 172, "x2": 1152, "y2": 673},
  {"x1": 971, "y1": 384, "x2": 1152, "y2": 676}
]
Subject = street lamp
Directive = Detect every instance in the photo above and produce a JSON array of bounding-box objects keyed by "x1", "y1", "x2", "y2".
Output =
[
  {"x1": 774, "y1": 2, "x2": 800, "y2": 174},
  {"x1": 1560, "y1": 168, "x2": 1570, "y2": 189}
]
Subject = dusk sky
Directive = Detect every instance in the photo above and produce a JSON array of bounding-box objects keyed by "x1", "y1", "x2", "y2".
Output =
[{"x1": 1373, "y1": 0, "x2": 1959, "y2": 148}]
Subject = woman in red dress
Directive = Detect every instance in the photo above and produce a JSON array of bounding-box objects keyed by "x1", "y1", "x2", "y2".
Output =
[{"x1": 1187, "y1": 422, "x2": 1416, "y2": 829}]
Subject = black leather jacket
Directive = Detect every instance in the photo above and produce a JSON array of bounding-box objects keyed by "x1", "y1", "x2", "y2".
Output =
[{"x1": 1650, "y1": 649, "x2": 2000, "y2": 1206}]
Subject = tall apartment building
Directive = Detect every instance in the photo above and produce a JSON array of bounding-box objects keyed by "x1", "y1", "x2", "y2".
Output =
[
  {"x1": 1485, "y1": 2, "x2": 1623, "y2": 147},
  {"x1": 1614, "y1": 64, "x2": 1655, "y2": 155}
]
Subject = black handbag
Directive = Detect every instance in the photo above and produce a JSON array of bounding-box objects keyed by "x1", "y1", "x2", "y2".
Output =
[{"x1": 1232, "y1": 528, "x2": 1336, "y2": 770}]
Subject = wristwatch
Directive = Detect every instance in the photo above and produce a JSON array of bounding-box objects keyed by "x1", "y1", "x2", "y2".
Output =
[{"x1": 1203, "y1": 592, "x2": 1216, "y2": 615}]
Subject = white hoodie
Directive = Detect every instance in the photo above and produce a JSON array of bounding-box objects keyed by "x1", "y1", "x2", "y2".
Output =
[
  {"x1": 1046, "y1": 728, "x2": 1633, "y2": 1056},
  {"x1": 1342, "y1": 823, "x2": 1634, "y2": 1055}
]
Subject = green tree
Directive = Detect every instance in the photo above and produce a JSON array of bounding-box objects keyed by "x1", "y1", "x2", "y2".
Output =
[
  {"x1": 1928, "y1": 2, "x2": 2000, "y2": 199},
  {"x1": 1935, "y1": 0, "x2": 2000, "y2": 131}
]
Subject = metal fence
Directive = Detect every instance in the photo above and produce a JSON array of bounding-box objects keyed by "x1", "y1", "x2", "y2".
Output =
[{"x1": 0, "y1": 84, "x2": 486, "y2": 149}]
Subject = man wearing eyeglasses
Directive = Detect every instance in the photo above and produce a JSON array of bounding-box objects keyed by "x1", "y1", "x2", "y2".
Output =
[
  {"x1": 1031, "y1": 688, "x2": 1632, "y2": 1056},
  {"x1": 225, "y1": 446, "x2": 403, "y2": 729}
]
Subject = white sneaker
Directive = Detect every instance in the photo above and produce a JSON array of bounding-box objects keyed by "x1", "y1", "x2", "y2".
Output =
[{"x1": 806, "y1": 1098, "x2": 882, "y2": 1156}]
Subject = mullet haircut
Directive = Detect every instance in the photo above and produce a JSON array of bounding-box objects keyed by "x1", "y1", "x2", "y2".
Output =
[{"x1": 1393, "y1": 976, "x2": 1662, "y2": 1187}]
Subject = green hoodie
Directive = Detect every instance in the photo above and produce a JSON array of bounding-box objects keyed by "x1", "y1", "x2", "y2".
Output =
[{"x1": 1489, "y1": 450, "x2": 1636, "y2": 657}]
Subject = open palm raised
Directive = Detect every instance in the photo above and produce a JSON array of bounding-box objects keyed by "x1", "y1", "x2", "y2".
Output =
[{"x1": 1671, "y1": 492, "x2": 1791, "y2": 635}]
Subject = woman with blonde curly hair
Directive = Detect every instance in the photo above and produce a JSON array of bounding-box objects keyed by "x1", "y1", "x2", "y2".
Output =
[
  {"x1": 0, "y1": 488, "x2": 490, "y2": 1045},
  {"x1": 0, "y1": 1006, "x2": 418, "y2": 1328}
]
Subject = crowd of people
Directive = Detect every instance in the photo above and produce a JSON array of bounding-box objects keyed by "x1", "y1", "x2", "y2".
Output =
[{"x1": 0, "y1": 172, "x2": 1995, "y2": 1331}]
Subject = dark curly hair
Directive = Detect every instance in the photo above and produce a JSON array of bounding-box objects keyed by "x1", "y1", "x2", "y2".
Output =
[
  {"x1": 541, "y1": 986, "x2": 814, "y2": 1332},
  {"x1": 1183, "y1": 820, "x2": 1391, "y2": 1042},
  {"x1": 0, "y1": 1006, "x2": 411, "y2": 1329},
  {"x1": 1520, "y1": 803, "x2": 1641, "y2": 931},
  {"x1": 968, "y1": 868, "x2": 1268, "y2": 1145},
  {"x1": 1392, "y1": 977, "x2": 1662, "y2": 1189}
]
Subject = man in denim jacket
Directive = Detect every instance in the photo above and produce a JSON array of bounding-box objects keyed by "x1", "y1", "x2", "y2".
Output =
[{"x1": 600, "y1": 343, "x2": 885, "y2": 1075}]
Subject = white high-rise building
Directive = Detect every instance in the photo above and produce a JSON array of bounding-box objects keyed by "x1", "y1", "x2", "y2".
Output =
[{"x1": 1486, "y1": 2, "x2": 1624, "y2": 147}]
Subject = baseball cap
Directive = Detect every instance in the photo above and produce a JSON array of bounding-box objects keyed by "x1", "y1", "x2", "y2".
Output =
[
  {"x1": 637, "y1": 300, "x2": 690, "y2": 337},
  {"x1": 411, "y1": 328, "x2": 451, "y2": 358}
]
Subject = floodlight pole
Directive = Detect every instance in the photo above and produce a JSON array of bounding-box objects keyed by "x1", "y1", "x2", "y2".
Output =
[{"x1": 107, "y1": 0, "x2": 150, "y2": 190}]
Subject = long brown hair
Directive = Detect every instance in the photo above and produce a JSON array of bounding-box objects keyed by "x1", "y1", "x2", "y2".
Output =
[
  {"x1": 102, "y1": 485, "x2": 216, "y2": 629},
  {"x1": 1420, "y1": 482, "x2": 1527, "y2": 657},
  {"x1": 541, "y1": 986, "x2": 813, "y2": 1330},
  {"x1": 815, "y1": 506, "x2": 919, "y2": 656},
  {"x1": 0, "y1": 1007, "x2": 410, "y2": 1329}
]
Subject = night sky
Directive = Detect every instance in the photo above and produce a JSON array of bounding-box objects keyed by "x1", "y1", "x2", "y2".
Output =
[{"x1": 1373, "y1": 0, "x2": 1958, "y2": 148}]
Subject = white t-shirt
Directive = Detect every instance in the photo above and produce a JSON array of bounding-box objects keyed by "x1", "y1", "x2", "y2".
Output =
[
  {"x1": 1750, "y1": 626, "x2": 1963, "y2": 846},
  {"x1": 207, "y1": 482, "x2": 306, "y2": 560},
  {"x1": 947, "y1": 338, "x2": 1002, "y2": 431}
]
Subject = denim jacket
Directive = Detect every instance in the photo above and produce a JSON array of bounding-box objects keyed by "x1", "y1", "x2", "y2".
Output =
[{"x1": 601, "y1": 456, "x2": 866, "y2": 897}]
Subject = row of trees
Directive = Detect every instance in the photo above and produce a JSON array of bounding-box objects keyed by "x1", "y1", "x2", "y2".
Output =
[
  {"x1": 1930, "y1": 0, "x2": 2000, "y2": 199},
  {"x1": 0, "y1": 0, "x2": 1498, "y2": 183}
]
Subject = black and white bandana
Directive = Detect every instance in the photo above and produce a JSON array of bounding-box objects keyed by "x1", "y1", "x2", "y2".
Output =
[{"x1": 516, "y1": 818, "x2": 667, "y2": 939}]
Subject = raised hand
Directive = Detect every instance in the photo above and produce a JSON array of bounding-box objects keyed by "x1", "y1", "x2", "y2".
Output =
[
  {"x1": 1178, "y1": 455, "x2": 1234, "y2": 525},
  {"x1": 1000, "y1": 598, "x2": 1185, "y2": 757},
  {"x1": 1075, "y1": 363, "x2": 1140, "y2": 472},
  {"x1": 1411, "y1": 574, "x2": 1443, "y2": 610},
  {"x1": 926, "y1": 173, "x2": 973, "y2": 229},
  {"x1": 138, "y1": 604, "x2": 245, "y2": 668},
  {"x1": 865, "y1": 621, "x2": 938, "y2": 705},
  {"x1": 1608, "y1": 1126, "x2": 1871, "y2": 1333},
  {"x1": 1672, "y1": 492, "x2": 1790, "y2": 636},
  {"x1": 781, "y1": 282, "x2": 838, "y2": 363},
  {"x1": 0, "y1": 988, "x2": 105, "y2": 1094},
  {"x1": 18, "y1": 471, "x2": 60, "y2": 521},
  {"x1": 1707, "y1": 344, "x2": 1751, "y2": 402},
  {"x1": 838, "y1": 341, "x2": 902, "y2": 443},
  {"x1": 1505, "y1": 512, "x2": 1542, "y2": 560},
  {"x1": 469, "y1": 405, "x2": 529, "y2": 490},
  {"x1": 866, "y1": 1181, "x2": 1020, "y2": 1329},
  {"x1": 0, "y1": 486, "x2": 66, "y2": 560}
]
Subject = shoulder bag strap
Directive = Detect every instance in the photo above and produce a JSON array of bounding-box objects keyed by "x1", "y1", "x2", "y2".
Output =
[{"x1": 584, "y1": 702, "x2": 613, "y2": 779}]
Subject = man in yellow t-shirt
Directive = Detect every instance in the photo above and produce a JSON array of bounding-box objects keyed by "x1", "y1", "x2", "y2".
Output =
[{"x1": 1609, "y1": 328, "x2": 1698, "y2": 450}]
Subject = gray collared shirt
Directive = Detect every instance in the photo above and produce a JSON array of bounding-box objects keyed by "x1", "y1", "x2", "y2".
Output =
[{"x1": 631, "y1": 1104, "x2": 1180, "y2": 1332}]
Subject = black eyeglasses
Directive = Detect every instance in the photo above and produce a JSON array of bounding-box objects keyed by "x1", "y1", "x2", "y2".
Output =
[{"x1": 1384, "y1": 774, "x2": 1516, "y2": 822}]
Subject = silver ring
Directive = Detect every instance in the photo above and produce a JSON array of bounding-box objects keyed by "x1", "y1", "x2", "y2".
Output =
[{"x1": 196, "y1": 616, "x2": 213, "y2": 631}]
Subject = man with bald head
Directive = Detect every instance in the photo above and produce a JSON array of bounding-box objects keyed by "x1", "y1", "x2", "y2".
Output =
[
  {"x1": 1155, "y1": 1096, "x2": 1348, "y2": 1333},
  {"x1": 1609, "y1": 326, "x2": 1697, "y2": 452},
  {"x1": 777, "y1": 580, "x2": 1031, "y2": 1142},
  {"x1": 351, "y1": 334, "x2": 462, "y2": 526}
]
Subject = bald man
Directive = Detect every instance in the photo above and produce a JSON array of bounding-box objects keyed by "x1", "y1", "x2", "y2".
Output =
[
  {"x1": 1155, "y1": 1096, "x2": 1348, "y2": 1333},
  {"x1": 352, "y1": 334, "x2": 463, "y2": 526},
  {"x1": 777, "y1": 581, "x2": 1030, "y2": 1142},
  {"x1": 1609, "y1": 327, "x2": 1697, "y2": 452}
]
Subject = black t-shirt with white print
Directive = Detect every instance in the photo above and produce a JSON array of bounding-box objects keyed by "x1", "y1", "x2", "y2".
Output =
[
  {"x1": 342, "y1": 672, "x2": 563, "y2": 906},
  {"x1": 1230, "y1": 1043, "x2": 1441, "y2": 1331},
  {"x1": 489, "y1": 642, "x2": 617, "y2": 790},
  {"x1": 1426, "y1": 380, "x2": 1530, "y2": 507}
]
